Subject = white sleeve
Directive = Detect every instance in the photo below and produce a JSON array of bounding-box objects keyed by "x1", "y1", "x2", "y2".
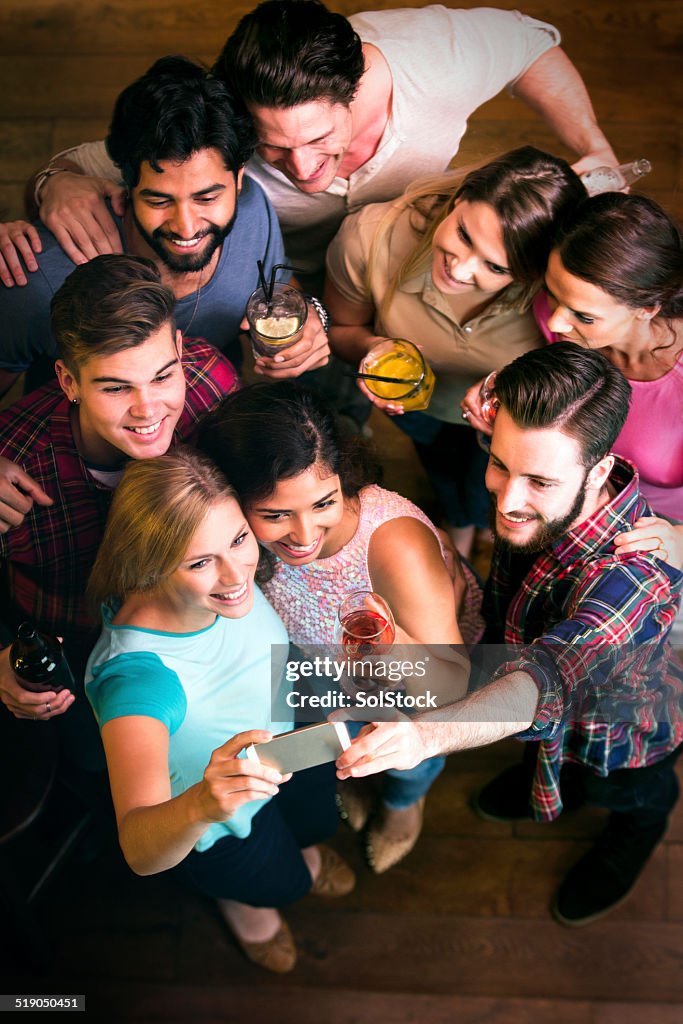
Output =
[
  {"x1": 351, "y1": 6, "x2": 561, "y2": 140},
  {"x1": 443, "y1": 7, "x2": 561, "y2": 105},
  {"x1": 51, "y1": 140, "x2": 121, "y2": 182}
]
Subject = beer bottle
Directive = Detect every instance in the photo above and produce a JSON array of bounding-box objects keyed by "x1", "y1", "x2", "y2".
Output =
[{"x1": 9, "y1": 623, "x2": 75, "y2": 693}]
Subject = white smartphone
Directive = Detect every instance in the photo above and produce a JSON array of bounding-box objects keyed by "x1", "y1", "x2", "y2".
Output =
[{"x1": 245, "y1": 721, "x2": 351, "y2": 774}]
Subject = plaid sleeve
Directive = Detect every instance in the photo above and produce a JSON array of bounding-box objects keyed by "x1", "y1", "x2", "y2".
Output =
[
  {"x1": 178, "y1": 340, "x2": 241, "y2": 435},
  {"x1": 492, "y1": 556, "x2": 682, "y2": 741}
]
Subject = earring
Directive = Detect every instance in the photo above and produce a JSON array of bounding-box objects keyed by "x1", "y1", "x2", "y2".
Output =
[{"x1": 71, "y1": 398, "x2": 79, "y2": 406}]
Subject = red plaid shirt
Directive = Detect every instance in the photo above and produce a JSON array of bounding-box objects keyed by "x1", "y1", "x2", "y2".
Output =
[
  {"x1": 484, "y1": 458, "x2": 683, "y2": 821},
  {"x1": 0, "y1": 341, "x2": 238, "y2": 667}
]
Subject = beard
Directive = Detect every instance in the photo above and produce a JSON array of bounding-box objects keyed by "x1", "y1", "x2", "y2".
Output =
[
  {"x1": 490, "y1": 472, "x2": 589, "y2": 555},
  {"x1": 131, "y1": 207, "x2": 237, "y2": 273}
]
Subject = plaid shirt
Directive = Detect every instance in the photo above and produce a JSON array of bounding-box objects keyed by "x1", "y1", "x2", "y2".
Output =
[
  {"x1": 484, "y1": 458, "x2": 683, "y2": 821},
  {"x1": 0, "y1": 340, "x2": 238, "y2": 668}
]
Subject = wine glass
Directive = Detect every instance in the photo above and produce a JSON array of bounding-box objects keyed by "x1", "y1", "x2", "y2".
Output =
[
  {"x1": 334, "y1": 590, "x2": 396, "y2": 656},
  {"x1": 479, "y1": 370, "x2": 499, "y2": 425}
]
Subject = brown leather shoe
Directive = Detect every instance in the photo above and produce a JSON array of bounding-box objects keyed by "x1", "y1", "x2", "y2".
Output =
[
  {"x1": 366, "y1": 797, "x2": 425, "y2": 874},
  {"x1": 234, "y1": 918, "x2": 297, "y2": 973},
  {"x1": 310, "y1": 844, "x2": 356, "y2": 897},
  {"x1": 336, "y1": 778, "x2": 376, "y2": 832}
]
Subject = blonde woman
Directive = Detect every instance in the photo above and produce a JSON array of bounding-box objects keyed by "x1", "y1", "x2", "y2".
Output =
[{"x1": 85, "y1": 448, "x2": 354, "y2": 974}]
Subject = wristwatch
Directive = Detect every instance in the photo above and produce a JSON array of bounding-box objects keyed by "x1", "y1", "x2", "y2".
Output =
[
  {"x1": 34, "y1": 166, "x2": 70, "y2": 206},
  {"x1": 304, "y1": 295, "x2": 330, "y2": 334}
]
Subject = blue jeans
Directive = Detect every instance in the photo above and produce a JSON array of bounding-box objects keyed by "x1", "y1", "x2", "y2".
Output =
[{"x1": 347, "y1": 721, "x2": 445, "y2": 809}]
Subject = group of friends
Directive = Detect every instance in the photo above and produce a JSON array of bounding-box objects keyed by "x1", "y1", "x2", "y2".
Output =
[{"x1": 0, "y1": 0, "x2": 681, "y2": 976}]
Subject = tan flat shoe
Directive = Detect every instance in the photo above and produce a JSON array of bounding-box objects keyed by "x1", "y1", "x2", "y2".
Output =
[
  {"x1": 366, "y1": 797, "x2": 425, "y2": 874},
  {"x1": 234, "y1": 918, "x2": 297, "y2": 974},
  {"x1": 336, "y1": 778, "x2": 376, "y2": 832},
  {"x1": 310, "y1": 844, "x2": 356, "y2": 897}
]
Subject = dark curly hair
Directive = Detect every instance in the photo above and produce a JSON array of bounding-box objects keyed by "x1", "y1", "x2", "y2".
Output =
[
  {"x1": 197, "y1": 381, "x2": 380, "y2": 506},
  {"x1": 106, "y1": 55, "x2": 256, "y2": 189},
  {"x1": 213, "y1": 0, "x2": 365, "y2": 109}
]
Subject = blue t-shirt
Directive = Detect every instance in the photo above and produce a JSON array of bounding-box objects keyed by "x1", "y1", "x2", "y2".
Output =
[
  {"x1": 85, "y1": 587, "x2": 292, "y2": 851},
  {"x1": 0, "y1": 175, "x2": 286, "y2": 372}
]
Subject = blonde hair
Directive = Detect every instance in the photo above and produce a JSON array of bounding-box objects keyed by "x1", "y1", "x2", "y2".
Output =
[
  {"x1": 368, "y1": 146, "x2": 586, "y2": 321},
  {"x1": 87, "y1": 447, "x2": 236, "y2": 611}
]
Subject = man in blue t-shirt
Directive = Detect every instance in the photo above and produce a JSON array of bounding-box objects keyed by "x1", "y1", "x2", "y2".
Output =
[{"x1": 0, "y1": 56, "x2": 328, "y2": 397}]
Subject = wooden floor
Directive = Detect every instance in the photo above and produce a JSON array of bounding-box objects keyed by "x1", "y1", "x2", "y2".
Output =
[
  {"x1": 0, "y1": 1, "x2": 681, "y2": 1021},
  {"x1": 2, "y1": 745, "x2": 683, "y2": 1023}
]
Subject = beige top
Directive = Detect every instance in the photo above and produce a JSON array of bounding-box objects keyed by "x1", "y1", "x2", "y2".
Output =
[{"x1": 326, "y1": 199, "x2": 543, "y2": 421}]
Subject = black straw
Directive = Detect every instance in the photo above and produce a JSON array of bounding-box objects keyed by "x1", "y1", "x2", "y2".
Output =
[
  {"x1": 256, "y1": 259, "x2": 269, "y2": 296},
  {"x1": 348, "y1": 371, "x2": 422, "y2": 386}
]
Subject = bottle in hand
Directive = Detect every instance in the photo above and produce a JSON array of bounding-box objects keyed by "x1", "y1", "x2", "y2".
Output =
[
  {"x1": 580, "y1": 158, "x2": 651, "y2": 196},
  {"x1": 10, "y1": 623, "x2": 75, "y2": 693}
]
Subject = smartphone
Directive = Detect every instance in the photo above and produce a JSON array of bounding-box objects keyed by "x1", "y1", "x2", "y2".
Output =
[{"x1": 245, "y1": 721, "x2": 350, "y2": 774}]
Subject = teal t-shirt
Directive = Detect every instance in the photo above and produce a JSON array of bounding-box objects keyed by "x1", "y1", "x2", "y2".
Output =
[{"x1": 85, "y1": 587, "x2": 291, "y2": 850}]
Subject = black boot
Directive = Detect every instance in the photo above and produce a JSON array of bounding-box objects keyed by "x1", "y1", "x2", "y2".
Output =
[
  {"x1": 551, "y1": 812, "x2": 668, "y2": 927},
  {"x1": 471, "y1": 761, "x2": 535, "y2": 822}
]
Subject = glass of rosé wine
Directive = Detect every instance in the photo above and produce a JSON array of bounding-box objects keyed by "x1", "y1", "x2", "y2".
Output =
[{"x1": 334, "y1": 590, "x2": 396, "y2": 656}]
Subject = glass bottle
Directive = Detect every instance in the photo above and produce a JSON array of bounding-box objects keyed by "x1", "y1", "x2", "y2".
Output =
[
  {"x1": 9, "y1": 623, "x2": 74, "y2": 693},
  {"x1": 580, "y1": 159, "x2": 652, "y2": 196}
]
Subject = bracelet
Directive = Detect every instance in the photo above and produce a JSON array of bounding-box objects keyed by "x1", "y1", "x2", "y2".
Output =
[
  {"x1": 33, "y1": 166, "x2": 70, "y2": 207},
  {"x1": 304, "y1": 295, "x2": 330, "y2": 334}
]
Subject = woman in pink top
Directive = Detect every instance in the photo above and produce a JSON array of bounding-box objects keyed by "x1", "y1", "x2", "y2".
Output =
[
  {"x1": 463, "y1": 192, "x2": 682, "y2": 568},
  {"x1": 199, "y1": 380, "x2": 479, "y2": 874}
]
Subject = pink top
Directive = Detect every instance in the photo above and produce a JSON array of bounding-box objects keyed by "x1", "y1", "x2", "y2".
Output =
[
  {"x1": 533, "y1": 292, "x2": 683, "y2": 519},
  {"x1": 262, "y1": 484, "x2": 484, "y2": 646}
]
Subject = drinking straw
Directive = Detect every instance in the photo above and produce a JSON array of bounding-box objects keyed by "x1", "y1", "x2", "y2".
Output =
[
  {"x1": 266, "y1": 263, "x2": 310, "y2": 300},
  {"x1": 348, "y1": 371, "x2": 422, "y2": 386},
  {"x1": 256, "y1": 259, "x2": 269, "y2": 295}
]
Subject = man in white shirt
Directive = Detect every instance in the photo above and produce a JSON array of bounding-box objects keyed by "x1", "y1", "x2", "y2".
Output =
[{"x1": 17, "y1": 2, "x2": 615, "y2": 286}]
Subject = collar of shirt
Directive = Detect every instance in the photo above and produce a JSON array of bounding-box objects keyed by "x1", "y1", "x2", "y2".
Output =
[
  {"x1": 549, "y1": 456, "x2": 660, "y2": 567},
  {"x1": 43, "y1": 393, "x2": 110, "y2": 492},
  {"x1": 399, "y1": 270, "x2": 524, "y2": 332}
]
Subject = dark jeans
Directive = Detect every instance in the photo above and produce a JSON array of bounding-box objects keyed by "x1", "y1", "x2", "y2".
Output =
[
  {"x1": 176, "y1": 761, "x2": 338, "y2": 907},
  {"x1": 521, "y1": 740, "x2": 681, "y2": 826}
]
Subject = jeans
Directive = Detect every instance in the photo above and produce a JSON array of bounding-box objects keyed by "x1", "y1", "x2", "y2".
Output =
[{"x1": 520, "y1": 740, "x2": 681, "y2": 827}]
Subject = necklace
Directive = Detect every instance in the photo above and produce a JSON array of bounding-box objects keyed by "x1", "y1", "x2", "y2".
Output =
[{"x1": 179, "y1": 266, "x2": 205, "y2": 336}]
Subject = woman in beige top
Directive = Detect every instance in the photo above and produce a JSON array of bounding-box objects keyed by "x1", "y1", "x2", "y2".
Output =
[{"x1": 324, "y1": 146, "x2": 585, "y2": 557}]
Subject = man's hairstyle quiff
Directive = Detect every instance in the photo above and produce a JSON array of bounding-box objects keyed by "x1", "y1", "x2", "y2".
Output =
[
  {"x1": 50, "y1": 254, "x2": 176, "y2": 378},
  {"x1": 214, "y1": 0, "x2": 365, "y2": 109},
  {"x1": 494, "y1": 342, "x2": 632, "y2": 468},
  {"x1": 106, "y1": 55, "x2": 256, "y2": 189}
]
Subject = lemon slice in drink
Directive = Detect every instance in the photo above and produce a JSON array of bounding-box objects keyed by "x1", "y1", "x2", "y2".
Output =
[{"x1": 255, "y1": 315, "x2": 300, "y2": 341}]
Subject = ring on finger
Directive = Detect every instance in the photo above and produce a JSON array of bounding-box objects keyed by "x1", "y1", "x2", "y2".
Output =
[
  {"x1": 461, "y1": 409, "x2": 470, "y2": 421},
  {"x1": 46, "y1": 702, "x2": 52, "y2": 714}
]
